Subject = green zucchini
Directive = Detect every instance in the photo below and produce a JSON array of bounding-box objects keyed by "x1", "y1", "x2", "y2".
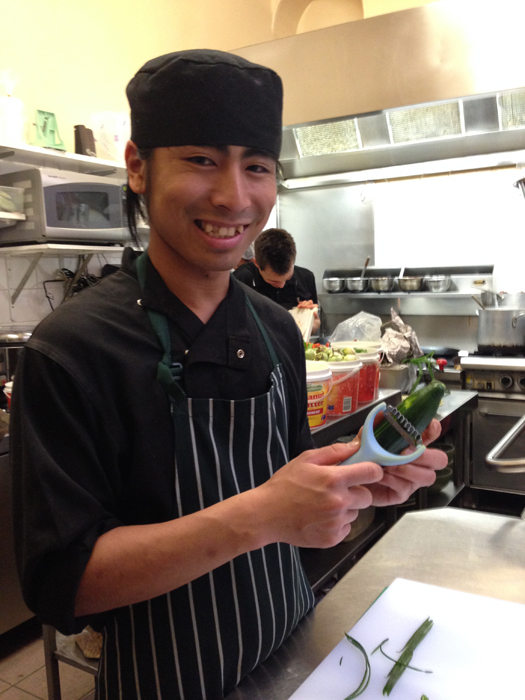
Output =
[{"x1": 374, "y1": 380, "x2": 446, "y2": 454}]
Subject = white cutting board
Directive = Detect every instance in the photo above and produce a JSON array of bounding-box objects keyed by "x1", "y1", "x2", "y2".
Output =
[{"x1": 289, "y1": 578, "x2": 525, "y2": 699}]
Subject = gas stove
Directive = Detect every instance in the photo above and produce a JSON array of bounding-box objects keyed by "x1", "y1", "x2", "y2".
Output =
[{"x1": 461, "y1": 355, "x2": 525, "y2": 398}]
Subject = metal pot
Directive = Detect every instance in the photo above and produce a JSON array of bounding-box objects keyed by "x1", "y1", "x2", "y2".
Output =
[
  {"x1": 498, "y1": 292, "x2": 525, "y2": 309},
  {"x1": 477, "y1": 308, "x2": 525, "y2": 353},
  {"x1": 424, "y1": 275, "x2": 451, "y2": 292},
  {"x1": 322, "y1": 278, "x2": 345, "y2": 292},
  {"x1": 345, "y1": 277, "x2": 368, "y2": 292},
  {"x1": 370, "y1": 277, "x2": 394, "y2": 292},
  {"x1": 397, "y1": 276, "x2": 422, "y2": 292}
]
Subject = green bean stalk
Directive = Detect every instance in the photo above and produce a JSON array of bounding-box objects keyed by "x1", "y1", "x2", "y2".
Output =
[{"x1": 380, "y1": 617, "x2": 434, "y2": 696}]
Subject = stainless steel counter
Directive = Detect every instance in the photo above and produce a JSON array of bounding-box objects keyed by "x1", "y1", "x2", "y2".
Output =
[{"x1": 225, "y1": 508, "x2": 525, "y2": 699}]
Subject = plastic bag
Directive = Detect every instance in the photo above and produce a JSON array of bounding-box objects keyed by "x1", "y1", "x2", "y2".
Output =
[{"x1": 330, "y1": 311, "x2": 382, "y2": 344}]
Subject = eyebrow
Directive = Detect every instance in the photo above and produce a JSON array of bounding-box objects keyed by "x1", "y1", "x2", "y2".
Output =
[{"x1": 194, "y1": 144, "x2": 276, "y2": 162}]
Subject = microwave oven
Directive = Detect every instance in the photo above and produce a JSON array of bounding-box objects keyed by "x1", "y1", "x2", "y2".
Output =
[{"x1": 0, "y1": 167, "x2": 131, "y2": 244}]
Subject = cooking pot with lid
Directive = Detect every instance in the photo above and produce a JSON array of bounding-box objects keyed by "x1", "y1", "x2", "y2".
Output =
[
  {"x1": 498, "y1": 292, "x2": 525, "y2": 309},
  {"x1": 477, "y1": 308, "x2": 525, "y2": 353}
]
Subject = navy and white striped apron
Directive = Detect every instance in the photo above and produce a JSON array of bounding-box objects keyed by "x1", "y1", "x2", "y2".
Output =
[{"x1": 95, "y1": 253, "x2": 314, "y2": 699}]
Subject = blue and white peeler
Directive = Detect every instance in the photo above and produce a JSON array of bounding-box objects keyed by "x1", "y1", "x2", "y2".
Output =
[{"x1": 340, "y1": 402, "x2": 426, "y2": 467}]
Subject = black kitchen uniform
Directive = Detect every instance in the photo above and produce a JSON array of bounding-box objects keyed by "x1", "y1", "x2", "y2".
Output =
[
  {"x1": 11, "y1": 248, "x2": 315, "y2": 700},
  {"x1": 233, "y1": 261, "x2": 318, "y2": 310}
]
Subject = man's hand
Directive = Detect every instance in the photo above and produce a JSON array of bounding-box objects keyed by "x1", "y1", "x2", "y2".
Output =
[
  {"x1": 365, "y1": 418, "x2": 448, "y2": 507},
  {"x1": 254, "y1": 441, "x2": 383, "y2": 549},
  {"x1": 296, "y1": 299, "x2": 320, "y2": 334},
  {"x1": 253, "y1": 419, "x2": 447, "y2": 550}
]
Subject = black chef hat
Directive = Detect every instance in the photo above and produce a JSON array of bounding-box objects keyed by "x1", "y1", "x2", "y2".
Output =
[{"x1": 126, "y1": 49, "x2": 283, "y2": 159}]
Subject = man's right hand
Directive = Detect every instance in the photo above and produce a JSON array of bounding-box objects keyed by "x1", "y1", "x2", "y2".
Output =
[{"x1": 252, "y1": 442, "x2": 383, "y2": 549}]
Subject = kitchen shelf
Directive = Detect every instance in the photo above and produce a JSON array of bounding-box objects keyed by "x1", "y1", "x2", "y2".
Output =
[
  {"x1": 0, "y1": 243, "x2": 126, "y2": 256},
  {"x1": 319, "y1": 291, "x2": 484, "y2": 316},
  {"x1": 0, "y1": 212, "x2": 26, "y2": 230},
  {"x1": 0, "y1": 144, "x2": 126, "y2": 178}
]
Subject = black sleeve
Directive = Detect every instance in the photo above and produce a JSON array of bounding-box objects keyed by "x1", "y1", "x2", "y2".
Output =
[
  {"x1": 232, "y1": 264, "x2": 255, "y2": 286},
  {"x1": 10, "y1": 347, "x2": 123, "y2": 633},
  {"x1": 306, "y1": 269, "x2": 318, "y2": 305}
]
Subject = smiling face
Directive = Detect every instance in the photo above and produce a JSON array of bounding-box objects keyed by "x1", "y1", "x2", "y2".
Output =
[{"x1": 126, "y1": 143, "x2": 277, "y2": 282}]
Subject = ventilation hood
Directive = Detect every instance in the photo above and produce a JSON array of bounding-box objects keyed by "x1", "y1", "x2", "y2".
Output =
[{"x1": 233, "y1": 2, "x2": 525, "y2": 186}]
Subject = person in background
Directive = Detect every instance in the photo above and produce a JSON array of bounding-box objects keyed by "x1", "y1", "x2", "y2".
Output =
[
  {"x1": 234, "y1": 242, "x2": 255, "y2": 269},
  {"x1": 11, "y1": 49, "x2": 446, "y2": 700},
  {"x1": 233, "y1": 227, "x2": 321, "y2": 334}
]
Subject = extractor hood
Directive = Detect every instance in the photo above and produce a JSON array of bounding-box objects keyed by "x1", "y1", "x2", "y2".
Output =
[{"x1": 233, "y1": 2, "x2": 525, "y2": 185}]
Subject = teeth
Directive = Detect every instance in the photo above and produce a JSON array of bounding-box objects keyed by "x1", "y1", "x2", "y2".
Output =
[{"x1": 198, "y1": 221, "x2": 245, "y2": 238}]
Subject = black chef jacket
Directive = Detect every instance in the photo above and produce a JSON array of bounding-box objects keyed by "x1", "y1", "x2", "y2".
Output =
[
  {"x1": 233, "y1": 261, "x2": 318, "y2": 310},
  {"x1": 11, "y1": 248, "x2": 313, "y2": 634}
]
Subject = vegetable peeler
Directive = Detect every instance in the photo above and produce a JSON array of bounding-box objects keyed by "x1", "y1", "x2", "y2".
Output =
[{"x1": 340, "y1": 402, "x2": 426, "y2": 467}]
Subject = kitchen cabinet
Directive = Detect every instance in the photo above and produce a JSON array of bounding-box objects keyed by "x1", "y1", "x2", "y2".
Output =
[{"x1": 0, "y1": 144, "x2": 130, "y2": 329}]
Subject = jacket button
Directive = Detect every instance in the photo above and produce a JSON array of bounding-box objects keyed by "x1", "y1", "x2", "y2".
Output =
[{"x1": 237, "y1": 349, "x2": 245, "y2": 359}]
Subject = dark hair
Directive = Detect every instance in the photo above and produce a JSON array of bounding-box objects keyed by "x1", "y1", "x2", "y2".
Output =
[
  {"x1": 125, "y1": 147, "x2": 153, "y2": 248},
  {"x1": 254, "y1": 228, "x2": 296, "y2": 275}
]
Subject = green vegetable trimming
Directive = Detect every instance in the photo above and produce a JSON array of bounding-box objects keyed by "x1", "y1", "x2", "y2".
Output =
[
  {"x1": 343, "y1": 634, "x2": 371, "y2": 698},
  {"x1": 380, "y1": 617, "x2": 434, "y2": 696},
  {"x1": 373, "y1": 639, "x2": 433, "y2": 674}
]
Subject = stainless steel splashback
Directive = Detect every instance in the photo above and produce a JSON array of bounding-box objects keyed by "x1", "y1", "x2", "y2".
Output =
[
  {"x1": 277, "y1": 183, "x2": 374, "y2": 289},
  {"x1": 234, "y1": 3, "x2": 525, "y2": 180}
]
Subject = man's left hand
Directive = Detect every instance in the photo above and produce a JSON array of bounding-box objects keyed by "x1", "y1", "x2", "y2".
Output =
[
  {"x1": 365, "y1": 419, "x2": 448, "y2": 507},
  {"x1": 296, "y1": 300, "x2": 320, "y2": 334}
]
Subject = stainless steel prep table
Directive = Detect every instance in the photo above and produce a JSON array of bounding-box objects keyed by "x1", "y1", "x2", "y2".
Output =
[{"x1": 225, "y1": 508, "x2": 525, "y2": 700}]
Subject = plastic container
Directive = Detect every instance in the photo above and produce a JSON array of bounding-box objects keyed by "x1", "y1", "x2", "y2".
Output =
[
  {"x1": 356, "y1": 351, "x2": 381, "y2": 403},
  {"x1": 0, "y1": 186, "x2": 24, "y2": 214},
  {"x1": 326, "y1": 359, "x2": 362, "y2": 418},
  {"x1": 331, "y1": 340, "x2": 382, "y2": 354},
  {"x1": 305, "y1": 360, "x2": 332, "y2": 429},
  {"x1": 3, "y1": 381, "x2": 13, "y2": 409}
]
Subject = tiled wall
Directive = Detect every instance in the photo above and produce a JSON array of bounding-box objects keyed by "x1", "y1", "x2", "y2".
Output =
[{"x1": 0, "y1": 249, "x2": 125, "y2": 331}]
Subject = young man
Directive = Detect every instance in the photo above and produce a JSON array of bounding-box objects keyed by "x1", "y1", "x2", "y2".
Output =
[
  {"x1": 11, "y1": 50, "x2": 445, "y2": 699},
  {"x1": 233, "y1": 227, "x2": 320, "y2": 333}
]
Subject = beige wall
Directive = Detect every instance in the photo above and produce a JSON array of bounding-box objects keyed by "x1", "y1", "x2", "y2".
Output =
[
  {"x1": 1, "y1": 0, "x2": 436, "y2": 154},
  {"x1": 0, "y1": 0, "x2": 275, "y2": 153},
  {"x1": 363, "y1": 0, "x2": 436, "y2": 18}
]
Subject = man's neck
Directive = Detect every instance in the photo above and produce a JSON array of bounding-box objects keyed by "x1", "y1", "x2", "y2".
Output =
[{"x1": 147, "y1": 237, "x2": 230, "y2": 324}]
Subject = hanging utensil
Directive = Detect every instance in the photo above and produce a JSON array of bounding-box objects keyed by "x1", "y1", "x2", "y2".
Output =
[
  {"x1": 345, "y1": 256, "x2": 370, "y2": 292},
  {"x1": 471, "y1": 295, "x2": 486, "y2": 310}
]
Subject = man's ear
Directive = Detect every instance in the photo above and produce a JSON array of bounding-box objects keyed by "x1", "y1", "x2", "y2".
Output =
[
  {"x1": 253, "y1": 260, "x2": 261, "y2": 270},
  {"x1": 125, "y1": 141, "x2": 147, "y2": 194}
]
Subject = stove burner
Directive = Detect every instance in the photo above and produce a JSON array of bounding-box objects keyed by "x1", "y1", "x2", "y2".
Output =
[{"x1": 475, "y1": 346, "x2": 525, "y2": 358}]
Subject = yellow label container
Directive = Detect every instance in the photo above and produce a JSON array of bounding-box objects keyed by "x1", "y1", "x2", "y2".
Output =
[{"x1": 305, "y1": 360, "x2": 332, "y2": 429}]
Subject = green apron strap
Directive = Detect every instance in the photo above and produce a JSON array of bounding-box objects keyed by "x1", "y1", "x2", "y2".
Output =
[
  {"x1": 135, "y1": 251, "x2": 185, "y2": 401},
  {"x1": 244, "y1": 294, "x2": 280, "y2": 369}
]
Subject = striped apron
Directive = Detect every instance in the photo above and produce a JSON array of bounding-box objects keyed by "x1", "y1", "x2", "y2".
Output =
[{"x1": 95, "y1": 253, "x2": 314, "y2": 699}]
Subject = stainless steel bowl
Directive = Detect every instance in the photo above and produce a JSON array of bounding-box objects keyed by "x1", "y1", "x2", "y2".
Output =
[
  {"x1": 397, "y1": 276, "x2": 423, "y2": 292},
  {"x1": 345, "y1": 277, "x2": 368, "y2": 292},
  {"x1": 370, "y1": 276, "x2": 394, "y2": 292},
  {"x1": 424, "y1": 275, "x2": 451, "y2": 292},
  {"x1": 322, "y1": 277, "x2": 345, "y2": 292}
]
